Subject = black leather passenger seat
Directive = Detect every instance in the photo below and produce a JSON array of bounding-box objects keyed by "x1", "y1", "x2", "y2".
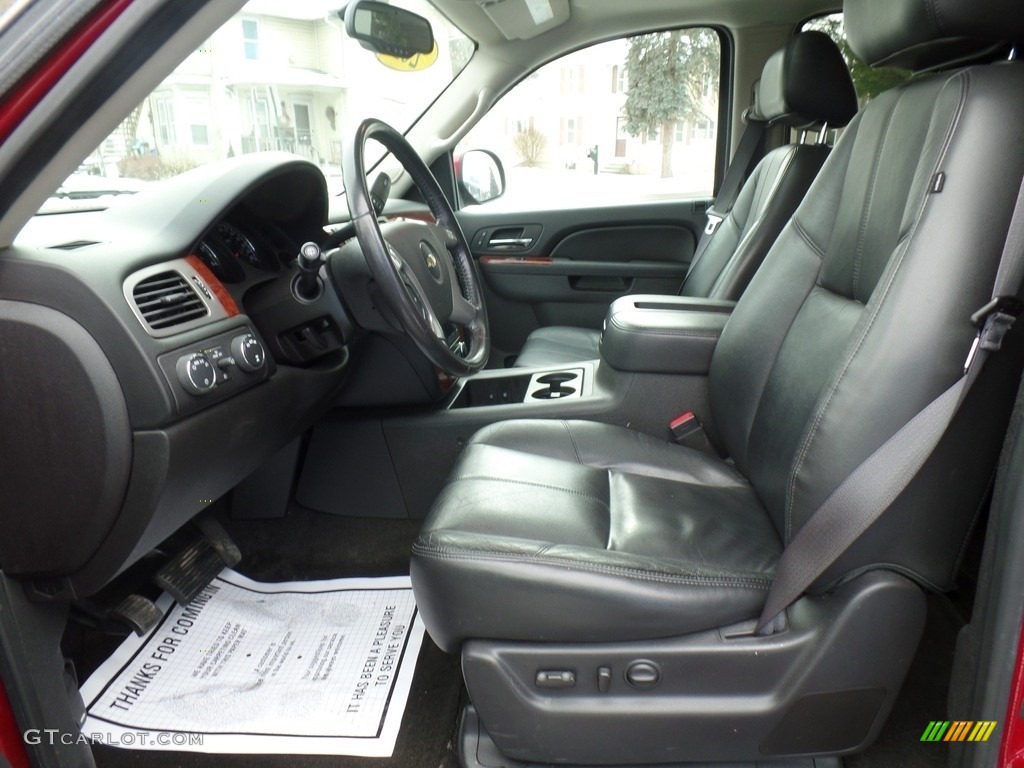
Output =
[
  {"x1": 411, "y1": 0, "x2": 1024, "y2": 762},
  {"x1": 513, "y1": 31, "x2": 858, "y2": 369}
]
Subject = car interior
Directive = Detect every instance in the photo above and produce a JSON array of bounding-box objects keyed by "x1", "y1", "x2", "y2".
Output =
[
  {"x1": 1, "y1": 0, "x2": 1024, "y2": 767},
  {"x1": 514, "y1": 29, "x2": 858, "y2": 369}
]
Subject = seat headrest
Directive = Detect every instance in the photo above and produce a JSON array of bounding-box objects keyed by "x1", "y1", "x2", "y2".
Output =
[
  {"x1": 755, "y1": 31, "x2": 858, "y2": 128},
  {"x1": 844, "y1": 0, "x2": 1024, "y2": 71}
]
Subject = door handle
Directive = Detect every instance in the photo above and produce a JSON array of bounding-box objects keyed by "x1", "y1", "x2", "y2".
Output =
[{"x1": 488, "y1": 237, "x2": 534, "y2": 250}]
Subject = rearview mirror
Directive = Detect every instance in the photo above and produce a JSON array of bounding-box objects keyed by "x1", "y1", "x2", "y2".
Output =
[{"x1": 343, "y1": 1, "x2": 434, "y2": 59}]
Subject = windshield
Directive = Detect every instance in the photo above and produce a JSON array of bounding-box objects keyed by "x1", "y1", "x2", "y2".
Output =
[{"x1": 42, "y1": 0, "x2": 472, "y2": 213}]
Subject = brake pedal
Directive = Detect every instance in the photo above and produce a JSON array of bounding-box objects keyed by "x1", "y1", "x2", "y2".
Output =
[
  {"x1": 111, "y1": 594, "x2": 164, "y2": 636},
  {"x1": 155, "y1": 519, "x2": 241, "y2": 604}
]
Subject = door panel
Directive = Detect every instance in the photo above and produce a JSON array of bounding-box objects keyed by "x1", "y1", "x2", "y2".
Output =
[
  {"x1": 549, "y1": 225, "x2": 692, "y2": 263},
  {"x1": 456, "y1": 199, "x2": 708, "y2": 361}
]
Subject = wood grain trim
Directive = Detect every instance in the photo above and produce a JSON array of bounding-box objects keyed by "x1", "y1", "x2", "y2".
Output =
[
  {"x1": 186, "y1": 255, "x2": 241, "y2": 317},
  {"x1": 387, "y1": 211, "x2": 436, "y2": 224}
]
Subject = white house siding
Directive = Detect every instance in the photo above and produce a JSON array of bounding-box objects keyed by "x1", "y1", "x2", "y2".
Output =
[{"x1": 98, "y1": 1, "x2": 470, "y2": 180}]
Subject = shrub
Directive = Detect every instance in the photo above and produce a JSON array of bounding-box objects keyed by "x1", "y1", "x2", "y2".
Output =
[
  {"x1": 117, "y1": 154, "x2": 198, "y2": 181},
  {"x1": 511, "y1": 126, "x2": 546, "y2": 167}
]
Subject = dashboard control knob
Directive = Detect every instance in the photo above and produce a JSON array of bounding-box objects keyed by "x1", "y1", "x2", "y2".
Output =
[
  {"x1": 176, "y1": 352, "x2": 216, "y2": 395},
  {"x1": 231, "y1": 333, "x2": 266, "y2": 373}
]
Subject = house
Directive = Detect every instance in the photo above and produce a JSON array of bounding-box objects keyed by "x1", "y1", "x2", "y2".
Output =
[{"x1": 89, "y1": 0, "x2": 466, "y2": 179}]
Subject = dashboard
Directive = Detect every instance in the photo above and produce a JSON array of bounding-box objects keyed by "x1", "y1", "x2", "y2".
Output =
[
  {"x1": 196, "y1": 218, "x2": 291, "y2": 283},
  {"x1": 0, "y1": 153, "x2": 352, "y2": 600}
]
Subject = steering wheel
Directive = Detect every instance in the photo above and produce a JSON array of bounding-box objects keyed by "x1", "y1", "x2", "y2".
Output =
[{"x1": 341, "y1": 118, "x2": 489, "y2": 376}]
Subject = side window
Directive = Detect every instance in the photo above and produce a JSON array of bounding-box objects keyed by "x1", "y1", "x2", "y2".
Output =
[
  {"x1": 460, "y1": 28, "x2": 722, "y2": 208},
  {"x1": 801, "y1": 13, "x2": 911, "y2": 105}
]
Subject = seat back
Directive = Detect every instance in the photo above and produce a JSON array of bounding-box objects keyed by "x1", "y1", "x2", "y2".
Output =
[
  {"x1": 511, "y1": 33, "x2": 856, "y2": 370},
  {"x1": 710, "y1": 0, "x2": 1024, "y2": 589},
  {"x1": 681, "y1": 31, "x2": 856, "y2": 300}
]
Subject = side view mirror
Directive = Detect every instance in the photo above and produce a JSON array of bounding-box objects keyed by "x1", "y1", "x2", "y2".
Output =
[
  {"x1": 456, "y1": 150, "x2": 506, "y2": 206},
  {"x1": 342, "y1": 1, "x2": 434, "y2": 59}
]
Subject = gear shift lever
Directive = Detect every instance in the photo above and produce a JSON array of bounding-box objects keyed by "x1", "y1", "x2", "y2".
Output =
[{"x1": 293, "y1": 241, "x2": 324, "y2": 301}]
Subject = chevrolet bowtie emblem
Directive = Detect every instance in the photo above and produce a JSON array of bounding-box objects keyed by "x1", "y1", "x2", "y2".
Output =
[{"x1": 420, "y1": 242, "x2": 444, "y2": 282}]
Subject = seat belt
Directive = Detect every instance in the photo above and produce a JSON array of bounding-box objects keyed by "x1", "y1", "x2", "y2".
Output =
[
  {"x1": 756, "y1": 172, "x2": 1024, "y2": 635},
  {"x1": 703, "y1": 115, "x2": 768, "y2": 236},
  {"x1": 681, "y1": 115, "x2": 767, "y2": 290}
]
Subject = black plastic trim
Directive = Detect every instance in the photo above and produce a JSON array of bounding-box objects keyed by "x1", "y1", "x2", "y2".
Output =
[{"x1": 461, "y1": 571, "x2": 925, "y2": 764}]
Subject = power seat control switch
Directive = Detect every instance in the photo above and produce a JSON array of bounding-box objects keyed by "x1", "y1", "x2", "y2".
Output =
[
  {"x1": 625, "y1": 661, "x2": 661, "y2": 690},
  {"x1": 231, "y1": 332, "x2": 266, "y2": 373},
  {"x1": 535, "y1": 670, "x2": 576, "y2": 689},
  {"x1": 176, "y1": 352, "x2": 216, "y2": 396}
]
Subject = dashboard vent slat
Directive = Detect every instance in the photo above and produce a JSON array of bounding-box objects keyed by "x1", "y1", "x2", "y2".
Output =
[{"x1": 131, "y1": 271, "x2": 207, "y2": 330}]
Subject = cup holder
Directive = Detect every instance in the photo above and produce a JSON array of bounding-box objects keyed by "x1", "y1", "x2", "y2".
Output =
[
  {"x1": 536, "y1": 372, "x2": 577, "y2": 385},
  {"x1": 526, "y1": 368, "x2": 584, "y2": 402},
  {"x1": 531, "y1": 385, "x2": 577, "y2": 400}
]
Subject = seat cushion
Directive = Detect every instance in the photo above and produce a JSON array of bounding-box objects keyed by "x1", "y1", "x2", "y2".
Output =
[
  {"x1": 411, "y1": 419, "x2": 781, "y2": 652},
  {"x1": 513, "y1": 326, "x2": 600, "y2": 368}
]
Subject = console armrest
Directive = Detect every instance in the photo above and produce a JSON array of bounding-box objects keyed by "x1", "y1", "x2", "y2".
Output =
[{"x1": 600, "y1": 295, "x2": 735, "y2": 374}]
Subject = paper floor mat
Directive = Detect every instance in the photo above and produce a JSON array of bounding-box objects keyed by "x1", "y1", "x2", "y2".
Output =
[{"x1": 80, "y1": 570, "x2": 425, "y2": 756}]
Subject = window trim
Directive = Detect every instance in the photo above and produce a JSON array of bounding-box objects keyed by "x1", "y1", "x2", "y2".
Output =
[
  {"x1": 459, "y1": 23, "x2": 734, "y2": 203},
  {"x1": 241, "y1": 17, "x2": 259, "y2": 61}
]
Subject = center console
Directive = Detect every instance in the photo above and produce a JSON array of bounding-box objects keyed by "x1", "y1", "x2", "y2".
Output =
[
  {"x1": 599, "y1": 295, "x2": 735, "y2": 374},
  {"x1": 298, "y1": 295, "x2": 737, "y2": 520},
  {"x1": 446, "y1": 294, "x2": 735, "y2": 411},
  {"x1": 449, "y1": 364, "x2": 594, "y2": 408}
]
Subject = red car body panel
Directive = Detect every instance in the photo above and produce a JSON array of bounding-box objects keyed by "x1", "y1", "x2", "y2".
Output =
[{"x1": 0, "y1": 0, "x2": 134, "y2": 143}]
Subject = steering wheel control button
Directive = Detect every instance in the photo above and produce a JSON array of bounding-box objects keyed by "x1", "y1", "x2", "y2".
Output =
[
  {"x1": 231, "y1": 333, "x2": 266, "y2": 373},
  {"x1": 535, "y1": 670, "x2": 576, "y2": 690},
  {"x1": 176, "y1": 352, "x2": 216, "y2": 395},
  {"x1": 625, "y1": 661, "x2": 661, "y2": 690}
]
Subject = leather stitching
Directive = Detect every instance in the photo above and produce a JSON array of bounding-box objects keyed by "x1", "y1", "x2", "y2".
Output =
[
  {"x1": 786, "y1": 93, "x2": 907, "y2": 541},
  {"x1": 927, "y1": 0, "x2": 944, "y2": 34},
  {"x1": 561, "y1": 420, "x2": 584, "y2": 465},
  {"x1": 610, "y1": 327, "x2": 721, "y2": 340},
  {"x1": 784, "y1": 74, "x2": 969, "y2": 543},
  {"x1": 852, "y1": 90, "x2": 900, "y2": 300},
  {"x1": 711, "y1": 147, "x2": 799, "y2": 297},
  {"x1": 412, "y1": 543, "x2": 773, "y2": 589},
  {"x1": 450, "y1": 473, "x2": 609, "y2": 508},
  {"x1": 608, "y1": 315, "x2": 721, "y2": 337},
  {"x1": 790, "y1": 217, "x2": 826, "y2": 260}
]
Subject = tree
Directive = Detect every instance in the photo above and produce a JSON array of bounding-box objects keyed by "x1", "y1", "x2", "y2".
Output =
[
  {"x1": 511, "y1": 125, "x2": 547, "y2": 167},
  {"x1": 803, "y1": 15, "x2": 911, "y2": 103},
  {"x1": 622, "y1": 29, "x2": 719, "y2": 178}
]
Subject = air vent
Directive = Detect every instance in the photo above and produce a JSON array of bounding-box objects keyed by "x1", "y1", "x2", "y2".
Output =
[{"x1": 131, "y1": 271, "x2": 208, "y2": 331}]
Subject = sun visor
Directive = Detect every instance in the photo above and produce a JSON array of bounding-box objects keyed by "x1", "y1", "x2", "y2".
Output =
[{"x1": 478, "y1": 0, "x2": 569, "y2": 41}]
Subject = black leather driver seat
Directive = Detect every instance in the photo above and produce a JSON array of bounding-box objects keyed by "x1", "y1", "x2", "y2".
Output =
[
  {"x1": 513, "y1": 31, "x2": 858, "y2": 369},
  {"x1": 413, "y1": 1, "x2": 1024, "y2": 763}
]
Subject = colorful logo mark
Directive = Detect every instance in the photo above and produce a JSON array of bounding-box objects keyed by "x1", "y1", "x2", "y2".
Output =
[{"x1": 921, "y1": 721, "x2": 997, "y2": 742}]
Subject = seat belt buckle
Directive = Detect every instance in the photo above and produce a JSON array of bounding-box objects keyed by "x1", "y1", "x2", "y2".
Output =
[
  {"x1": 704, "y1": 210, "x2": 724, "y2": 236},
  {"x1": 965, "y1": 296, "x2": 1023, "y2": 371},
  {"x1": 669, "y1": 411, "x2": 713, "y2": 453}
]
